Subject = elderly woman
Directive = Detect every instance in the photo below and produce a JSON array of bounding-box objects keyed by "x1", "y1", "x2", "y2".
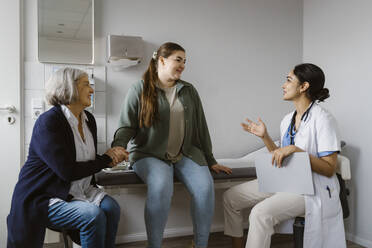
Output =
[{"x1": 7, "y1": 68, "x2": 127, "y2": 248}]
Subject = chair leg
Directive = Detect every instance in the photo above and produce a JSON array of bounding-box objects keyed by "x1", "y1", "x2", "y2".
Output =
[
  {"x1": 62, "y1": 230, "x2": 70, "y2": 248},
  {"x1": 293, "y1": 217, "x2": 305, "y2": 248}
]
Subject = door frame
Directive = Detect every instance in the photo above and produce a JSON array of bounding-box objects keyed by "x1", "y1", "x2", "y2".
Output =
[{"x1": 0, "y1": 0, "x2": 24, "y2": 245}]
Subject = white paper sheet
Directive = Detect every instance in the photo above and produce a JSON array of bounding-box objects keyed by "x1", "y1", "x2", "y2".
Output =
[{"x1": 255, "y1": 152, "x2": 314, "y2": 195}]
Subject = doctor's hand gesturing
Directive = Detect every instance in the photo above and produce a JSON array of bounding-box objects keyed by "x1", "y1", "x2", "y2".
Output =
[{"x1": 241, "y1": 118, "x2": 267, "y2": 138}]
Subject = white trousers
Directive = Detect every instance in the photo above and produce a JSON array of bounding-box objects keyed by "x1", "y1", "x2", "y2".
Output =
[{"x1": 223, "y1": 179, "x2": 305, "y2": 248}]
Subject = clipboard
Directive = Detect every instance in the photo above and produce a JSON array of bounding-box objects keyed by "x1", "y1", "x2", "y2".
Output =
[{"x1": 255, "y1": 152, "x2": 314, "y2": 195}]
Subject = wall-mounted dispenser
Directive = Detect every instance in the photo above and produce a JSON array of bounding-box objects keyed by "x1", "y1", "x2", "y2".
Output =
[
  {"x1": 31, "y1": 98, "x2": 44, "y2": 120},
  {"x1": 107, "y1": 35, "x2": 144, "y2": 70}
]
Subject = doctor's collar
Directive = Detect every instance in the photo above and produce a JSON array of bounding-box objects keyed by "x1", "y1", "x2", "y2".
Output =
[
  {"x1": 301, "y1": 101, "x2": 315, "y2": 122},
  {"x1": 292, "y1": 101, "x2": 315, "y2": 124},
  {"x1": 289, "y1": 101, "x2": 315, "y2": 132}
]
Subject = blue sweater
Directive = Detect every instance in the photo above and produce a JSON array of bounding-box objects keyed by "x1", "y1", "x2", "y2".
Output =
[{"x1": 7, "y1": 105, "x2": 112, "y2": 248}]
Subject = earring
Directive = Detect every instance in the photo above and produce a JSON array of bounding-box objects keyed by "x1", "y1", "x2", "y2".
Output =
[{"x1": 152, "y1": 51, "x2": 157, "y2": 60}]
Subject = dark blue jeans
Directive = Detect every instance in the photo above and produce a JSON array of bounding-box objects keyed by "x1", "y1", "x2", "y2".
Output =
[{"x1": 47, "y1": 195, "x2": 120, "y2": 248}]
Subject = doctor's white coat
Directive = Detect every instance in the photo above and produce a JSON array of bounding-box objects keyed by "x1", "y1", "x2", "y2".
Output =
[{"x1": 280, "y1": 104, "x2": 346, "y2": 248}]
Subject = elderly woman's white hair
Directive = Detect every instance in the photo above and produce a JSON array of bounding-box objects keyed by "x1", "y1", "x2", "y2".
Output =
[{"x1": 45, "y1": 67, "x2": 88, "y2": 106}]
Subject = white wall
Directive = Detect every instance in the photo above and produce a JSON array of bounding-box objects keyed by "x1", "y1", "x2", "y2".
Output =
[
  {"x1": 22, "y1": 0, "x2": 303, "y2": 243},
  {"x1": 96, "y1": 0, "x2": 303, "y2": 159},
  {"x1": 303, "y1": 0, "x2": 372, "y2": 246},
  {"x1": 96, "y1": 0, "x2": 303, "y2": 242}
]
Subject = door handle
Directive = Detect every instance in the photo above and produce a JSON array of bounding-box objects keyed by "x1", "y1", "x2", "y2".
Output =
[{"x1": 0, "y1": 105, "x2": 16, "y2": 113}]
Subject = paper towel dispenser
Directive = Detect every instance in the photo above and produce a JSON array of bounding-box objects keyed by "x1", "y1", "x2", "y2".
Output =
[{"x1": 107, "y1": 35, "x2": 144, "y2": 68}]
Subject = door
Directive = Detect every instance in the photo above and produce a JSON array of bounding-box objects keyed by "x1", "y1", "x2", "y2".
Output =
[{"x1": 0, "y1": 0, "x2": 22, "y2": 245}]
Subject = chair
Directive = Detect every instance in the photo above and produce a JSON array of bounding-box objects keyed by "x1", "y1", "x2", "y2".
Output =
[
  {"x1": 47, "y1": 228, "x2": 81, "y2": 248},
  {"x1": 292, "y1": 153, "x2": 351, "y2": 248},
  {"x1": 61, "y1": 230, "x2": 70, "y2": 248}
]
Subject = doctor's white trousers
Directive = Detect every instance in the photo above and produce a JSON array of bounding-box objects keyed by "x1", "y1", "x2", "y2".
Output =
[{"x1": 223, "y1": 179, "x2": 305, "y2": 248}]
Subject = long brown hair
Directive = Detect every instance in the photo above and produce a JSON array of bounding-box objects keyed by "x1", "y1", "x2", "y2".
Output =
[{"x1": 140, "y1": 42, "x2": 185, "y2": 128}]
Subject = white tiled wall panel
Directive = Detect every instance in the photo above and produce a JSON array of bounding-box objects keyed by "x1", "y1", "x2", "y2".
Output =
[
  {"x1": 92, "y1": 66, "x2": 106, "y2": 92},
  {"x1": 24, "y1": 90, "x2": 45, "y2": 118},
  {"x1": 24, "y1": 117, "x2": 36, "y2": 145},
  {"x1": 24, "y1": 61, "x2": 45, "y2": 90},
  {"x1": 95, "y1": 117, "x2": 106, "y2": 143},
  {"x1": 24, "y1": 144, "x2": 30, "y2": 164},
  {"x1": 93, "y1": 91, "x2": 106, "y2": 117}
]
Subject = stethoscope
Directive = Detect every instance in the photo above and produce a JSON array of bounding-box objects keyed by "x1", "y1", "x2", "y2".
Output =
[{"x1": 288, "y1": 101, "x2": 315, "y2": 145}]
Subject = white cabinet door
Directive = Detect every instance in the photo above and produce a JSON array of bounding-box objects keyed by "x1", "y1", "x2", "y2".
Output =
[{"x1": 0, "y1": 0, "x2": 22, "y2": 245}]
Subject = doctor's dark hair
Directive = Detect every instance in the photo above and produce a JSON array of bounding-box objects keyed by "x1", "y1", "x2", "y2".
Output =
[
  {"x1": 140, "y1": 42, "x2": 185, "y2": 128},
  {"x1": 293, "y1": 63, "x2": 329, "y2": 102}
]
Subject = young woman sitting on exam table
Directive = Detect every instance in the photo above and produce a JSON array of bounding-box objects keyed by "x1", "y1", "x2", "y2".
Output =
[
  {"x1": 112, "y1": 42, "x2": 232, "y2": 248},
  {"x1": 223, "y1": 63, "x2": 346, "y2": 248}
]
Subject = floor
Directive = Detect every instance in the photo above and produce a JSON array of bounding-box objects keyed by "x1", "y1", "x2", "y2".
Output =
[
  {"x1": 43, "y1": 231, "x2": 365, "y2": 248},
  {"x1": 119, "y1": 232, "x2": 365, "y2": 248}
]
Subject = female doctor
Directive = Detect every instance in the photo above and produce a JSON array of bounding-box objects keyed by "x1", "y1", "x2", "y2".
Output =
[{"x1": 223, "y1": 63, "x2": 346, "y2": 248}]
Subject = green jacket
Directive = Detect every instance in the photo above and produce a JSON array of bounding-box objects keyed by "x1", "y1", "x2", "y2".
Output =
[{"x1": 112, "y1": 80, "x2": 217, "y2": 166}]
